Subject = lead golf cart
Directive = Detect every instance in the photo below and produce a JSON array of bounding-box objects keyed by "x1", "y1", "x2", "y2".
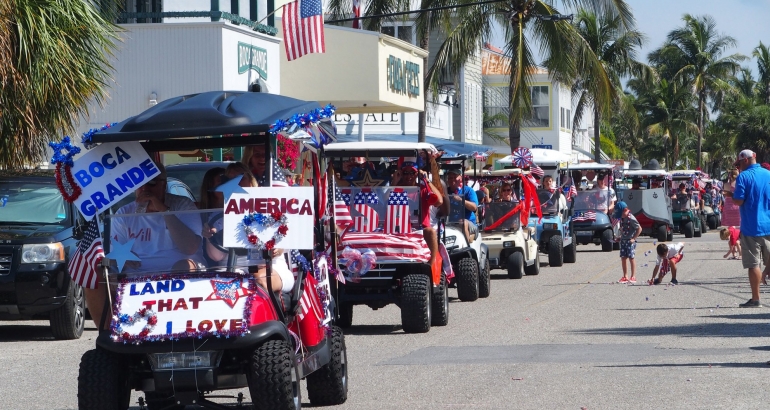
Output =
[
  {"x1": 74, "y1": 91, "x2": 347, "y2": 410},
  {"x1": 323, "y1": 142, "x2": 450, "y2": 333},
  {"x1": 568, "y1": 163, "x2": 617, "y2": 252},
  {"x1": 621, "y1": 169, "x2": 674, "y2": 242}
]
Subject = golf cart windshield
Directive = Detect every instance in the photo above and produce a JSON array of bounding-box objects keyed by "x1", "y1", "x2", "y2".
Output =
[
  {"x1": 573, "y1": 190, "x2": 611, "y2": 213},
  {"x1": 537, "y1": 190, "x2": 559, "y2": 215},
  {"x1": 340, "y1": 186, "x2": 421, "y2": 234},
  {"x1": 484, "y1": 201, "x2": 521, "y2": 232}
]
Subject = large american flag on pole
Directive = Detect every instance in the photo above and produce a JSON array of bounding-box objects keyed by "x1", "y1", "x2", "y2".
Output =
[
  {"x1": 352, "y1": 190, "x2": 379, "y2": 233},
  {"x1": 67, "y1": 218, "x2": 104, "y2": 289},
  {"x1": 341, "y1": 232, "x2": 431, "y2": 263},
  {"x1": 384, "y1": 189, "x2": 411, "y2": 234},
  {"x1": 282, "y1": 0, "x2": 326, "y2": 61}
]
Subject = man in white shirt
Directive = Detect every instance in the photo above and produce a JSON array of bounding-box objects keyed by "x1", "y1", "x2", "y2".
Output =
[{"x1": 588, "y1": 170, "x2": 616, "y2": 214}]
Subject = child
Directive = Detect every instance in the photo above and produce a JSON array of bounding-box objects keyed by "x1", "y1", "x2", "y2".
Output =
[
  {"x1": 649, "y1": 242, "x2": 685, "y2": 285},
  {"x1": 720, "y1": 226, "x2": 742, "y2": 259},
  {"x1": 616, "y1": 201, "x2": 642, "y2": 283}
]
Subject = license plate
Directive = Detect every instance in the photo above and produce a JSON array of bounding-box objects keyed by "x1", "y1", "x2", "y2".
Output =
[{"x1": 576, "y1": 231, "x2": 592, "y2": 236}]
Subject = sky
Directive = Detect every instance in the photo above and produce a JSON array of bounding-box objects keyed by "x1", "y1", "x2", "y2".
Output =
[{"x1": 490, "y1": 0, "x2": 770, "y2": 78}]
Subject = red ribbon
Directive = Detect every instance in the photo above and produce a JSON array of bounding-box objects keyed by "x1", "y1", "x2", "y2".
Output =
[{"x1": 483, "y1": 202, "x2": 524, "y2": 231}]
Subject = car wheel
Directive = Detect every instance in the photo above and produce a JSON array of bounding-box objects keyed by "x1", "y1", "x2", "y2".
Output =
[
  {"x1": 707, "y1": 215, "x2": 717, "y2": 229},
  {"x1": 548, "y1": 235, "x2": 564, "y2": 267},
  {"x1": 564, "y1": 233, "x2": 577, "y2": 263},
  {"x1": 401, "y1": 273, "x2": 431, "y2": 333},
  {"x1": 431, "y1": 272, "x2": 449, "y2": 326},
  {"x1": 50, "y1": 280, "x2": 85, "y2": 340},
  {"x1": 478, "y1": 258, "x2": 491, "y2": 298},
  {"x1": 524, "y1": 254, "x2": 540, "y2": 276},
  {"x1": 601, "y1": 229, "x2": 613, "y2": 252},
  {"x1": 455, "y1": 258, "x2": 479, "y2": 302},
  {"x1": 78, "y1": 348, "x2": 131, "y2": 410},
  {"x1": 683, "y1": 221, "x2": 694, "y2": 238},
  {"x1": 507, "y1": 252, "x2": 524, "y2": 279},
  {"x1": 307, "y1": 326, "x2": 348, "y2": 406},
  {"x1": 657, "y1": 225, "x2": 668, "y2": 242},
  {"x1": 248, "y1": 340, "x2": 301, "y2": 410},
  {"x1": 336, "y1": 302, "x2": 353, "y2": 329}
]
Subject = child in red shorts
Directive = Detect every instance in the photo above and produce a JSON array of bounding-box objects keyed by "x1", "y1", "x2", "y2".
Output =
[
  {"x1": 720, "y1": 226, "x2": 742, "y2": 259},
  {"x1": 649, "y1": 242, "x2": 685, "y2": 285}
]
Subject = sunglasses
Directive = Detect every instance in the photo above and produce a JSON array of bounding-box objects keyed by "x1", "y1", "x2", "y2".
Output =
[
  {"x1": 502, "y1": 189, "x2": 512, "y2": 192},
  {"x1": 145, "y1": 177, "x2": 166, "y2": 187},
  {"x1": 402, "y1": 171, "x2": 416, "y2": 176}
]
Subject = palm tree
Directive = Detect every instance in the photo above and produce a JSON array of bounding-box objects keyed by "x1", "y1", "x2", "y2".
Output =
[
  {"x1": 648, "y1": 14, "x2": 744, "y2": 169},
  {"x1": 0, "y1": 0, "x2": 119, "y2": 168},
  {"x1": 571, "y1": 8, "x2": 644, "y2": 162},
  {"x1": 753, "y1": 41, "x2": 770, "y2": 104},
  {"x1": 610, "y1": 92, "x2": 644, "y2": 160}
]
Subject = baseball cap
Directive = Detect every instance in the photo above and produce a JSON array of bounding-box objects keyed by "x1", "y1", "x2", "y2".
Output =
[
  {"x1": 735, "y1": 149, "x2": 756, "y2": 165},
  {"x1": 616, "y1": 201, "x2": 628, "y2": 212},
  {"x1": 400, "y1": 156, "x2": 418, "y2": 171}
]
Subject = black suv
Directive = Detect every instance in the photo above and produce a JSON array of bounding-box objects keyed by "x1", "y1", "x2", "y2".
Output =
[{"x1": 0, "y1": 170, "x2": 85, "y2": 339}]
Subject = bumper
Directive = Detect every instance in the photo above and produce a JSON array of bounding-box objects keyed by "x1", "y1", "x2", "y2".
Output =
[{"x1": 0, "y1": 260, "x2": 71, "y2": 320}]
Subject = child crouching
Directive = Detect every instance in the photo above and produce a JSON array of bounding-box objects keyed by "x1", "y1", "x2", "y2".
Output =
[
  {"x1": 649, "y1": 242, "x2": 685, "y2": 285},
  {"x1": 719, "y1": 226, "x2": 742, "y2": 260}
]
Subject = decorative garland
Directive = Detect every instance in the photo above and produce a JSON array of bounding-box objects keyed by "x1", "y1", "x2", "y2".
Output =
[
  {"x1": 81, "y1": 122, "x2": 118, "y2": 150},
  {"x1": 49, "y1": 137, "x2": 83, "y2": 203},
  {"x1": 115, "y1": 308, "x2": 158, "y2": 341},
  {"x1": 241, "y1": 211, "x2": 288, "y2": 250},
  {"x1": 269, "y1": 104, "x2": 337, "y2": 149}
]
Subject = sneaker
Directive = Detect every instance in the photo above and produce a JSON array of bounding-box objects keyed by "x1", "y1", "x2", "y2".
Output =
[
  {"x1": 653, "y1": 278, "x2": 661, "y2": 285},
  {"x1": 618, "y1": 277, "x2": 629, "y2": 283},
  {"x1": 629, "y1": 277, "x2": 637, "y2": 284},
  {"x1": 670, "y1": 279, "x2": 679, "y2": 285},
  {"x1": 739, "y1": 299, "x2": 762, "y2": 308}
]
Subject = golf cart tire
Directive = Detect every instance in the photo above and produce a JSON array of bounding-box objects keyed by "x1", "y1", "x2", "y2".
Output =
[
  {"x1": 694, "y1": 221, "x2": 702, "y2": 237},
  {"x1": 78, "y1": 348, "x2": 130, "y2": 410},
  {"x1": 508, "y1": 252, "x2": 524, "y2": 279},
  {"x1": 50, "y1": 280, "x2": 85, "y2": 340},
  {"x1": 401, "y1": 273, "x2": 431, "y2": 333},
  {"x1": 524, "y1": 254, "x2": 540, "y2": 276},
  {"x1": 431, "y1": 272, "x2": 449, "y2": 326},
  {"x1": 336, "y1": 302, "x2": 353, "y2": 329},
  {"x1": 613, "y1": 242, "x2": 620, "y2": 250},
  {"x1": 478, "y1": 258, "x2": 491, "y2": 298},
  {"x1": 564, "y1": 233, "x2": 577, "y2": 263},
  {"x1": 248, "y1": 340, "x2": 301, "y2": 410},
  {"x1": 707, "y1": 215, "x2": 718, "y2": 230},
  {"x1": 456, "y1": 258, "x2": 480, "y2": 302},
  {"x1": 658, "y1": 225, "x2": 668, "y2": 242},
  {"x1": 601, "y1": 229, "x2": 614, "y2": 252},
  {"x1": 307, "y1": 326, "x2": 348, "y2": 406},
  {"x1": 684, "y1": 221, "x2": 694, "y2": 238},
  {"x1": 667, "y1": 230, "x2": 674, "y2": 241},
  {"x1": 548, "y1": 235, "x2": 564, "y2": 267},
  {"x1": 701, "y1": 217, "x2": 708, "y2": 233}
]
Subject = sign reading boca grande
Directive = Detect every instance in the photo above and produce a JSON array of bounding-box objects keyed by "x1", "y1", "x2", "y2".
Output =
[
  {"x1": 386, "y1": 55, "x2": 420, "y2": 98},
  {"x1": 237, "y1": 42, "x2": 268, "y2": 80}
]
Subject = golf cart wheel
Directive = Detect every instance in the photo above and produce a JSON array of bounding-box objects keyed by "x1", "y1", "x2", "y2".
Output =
[
  {"x1": 707, "y1": 215, "x2": 717, "y2": 230},
  {"x1": 700, "y1": 217, "x2": 707, "y2": 234},
  {"x1": 564, "y1": 233, "x2": 577, "y2": 263},
  {"x1": 248, "y1": 340, "x2": 301, "y2": 410},
  {"x1": 508, "y1": 252, "x2": 524, "y2": 279},
  {"x1": 401, "y1": 273, "x2": 431, "y2": 333},
  {"x1": 78, "y1": 348, "x2": 130, "y2": 410},
  {"x1": 600, "y1": 229, "x2": 613, "y2": 252},
  {"x1": 657, "y1": 225, "x2": 668, "y2": 242},
  {"x1": 307, "y1": 326, "x2": 348, "y2": 406},
  {"x1": 683, "y1": 221, "x2": 694, "y2": 238},
  {"x1": 336, "y1": 302, "x2": 353, "y2": 328},
  {"x1": 50, "y1": 279, "x2": 85, "y2": 340},
  {"x1": 694, "y1": 221, "x2": 702, "y2": 237},
  {"x1": 431, "y1": 272, "x2": 449, "y2": 326},
  {"x1": 548, "y1": 235, "x2": 564, "y2": 267},
  {"x1": 478, "y1": 258, "x2": 491, "y2": 298},
  {"x1": 524, "y1": 254, "x2": 540, "y2": 276},
  {"x1": 613, "y1": 242, "x2": 620, "y2": 250},
  {"x1": 456, "y1": 258, "x2": 479, "y2": 302}
]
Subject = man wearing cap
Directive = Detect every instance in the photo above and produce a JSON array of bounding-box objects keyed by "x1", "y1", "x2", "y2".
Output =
[
  {"x1": 588, "y1": 170, "x2": 616, "y2": 214},
  {"x1": 446, "y1": 169, "x2": 480, "y2": 241},
  {"x1": 724, "y1": 149, "x2": 770, "y2": 307}
]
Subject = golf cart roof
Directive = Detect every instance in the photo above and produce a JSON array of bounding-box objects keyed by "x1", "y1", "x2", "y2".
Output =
[
  {"x1": 91, "y1": 91, "x2": 323, "y2": 150},
  {"x1": 497, "y1": 148, "x2": 570, "y2": 166},
  {"x1": 669, "y1": 170, "x2": 704, "y2": 179},
  {"x1": 324, "y1": 141, "x2": 437, "y2": 158},
  {"x1": 624, "y1": 169, "x2": 669, "y2": 177},
  {"x1": 485, "y1": 169, "x2": 523, "y2": 176},
  {"x1": 568, "y1": 162, "x2": 616, "y2": 171}
]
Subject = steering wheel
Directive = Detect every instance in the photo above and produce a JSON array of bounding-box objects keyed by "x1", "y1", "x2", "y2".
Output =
[{"x1": 206, "y1": 212, "x2": 228, "y2": 253}]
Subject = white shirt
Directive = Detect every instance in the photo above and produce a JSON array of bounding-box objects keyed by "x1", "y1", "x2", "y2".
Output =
[
  {"x1": 113, "y1": 194, "x2": 205, "y2": 272},
  {"x1": 588, "y1": 186, "x2": 616, "y2": 212},
  {"x1": 655, "y1": 243, "x2": 684, "y2": 266}
]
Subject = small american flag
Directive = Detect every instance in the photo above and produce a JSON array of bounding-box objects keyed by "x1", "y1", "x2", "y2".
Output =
[
  {"x1": 282, "y1": 0, "x2": 326, "y2": 61},
  {"x1": 352, "y1": 0, "x2": 362, "y2": 29},
  {"x1": 352, "y1": 191, "x2": 379, "y2": 233},
  {"x1": 334, "y1": 187, "x2": 353, "y2": 230},
  {"x1": 67, "y1": 218, "x2": 104, "y2": 289},
  {"x1": 297, "y1": 273, "x2": 324, "y2": 321},
  {"x1": 341, "y1": 232, "x2": 431, "y2": 263},
  {"x1": 564, "y1": 183, "x2": 577, "y2": 200},
  {"x1": 572, "y1": 210, "x2": 597, "y2": 222},
  {"x1": 385, "y1": 189, "x2": 411, "y2": 234},
  {"x1": 258, "y1": 161, "x2": 289, "y2": 187}
]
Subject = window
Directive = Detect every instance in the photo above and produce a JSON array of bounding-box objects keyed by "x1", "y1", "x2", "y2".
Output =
[
  {"x1": 380, "y1": 25, "x2": 414, "y2": 45},
  {"x1": 483, "y1": 86, "x2": 508, "y2": 128},
  {"x1": 525, "y1": 85, "x2": 549, "y2": 128},
  {"x1": 560, "y1": 107, "x2": 571, "y2": 130},
  {"x1": 560, "y1": 108, "x2": 565, "y2": 128}
]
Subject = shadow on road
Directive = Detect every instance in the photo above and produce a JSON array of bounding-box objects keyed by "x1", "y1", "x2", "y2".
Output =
[
  {"x1": 596, "y1": 361, "x2": 770, "y2": 369},
  {"x1": 342, "y1": 324, "x2": 404, "y2": 336},
  {"x1": 0, "y1": 324, "x2": 56, "y2": 342},
  {"x1": 574, "y1": 322, "x2": 770, "y2": 338}
]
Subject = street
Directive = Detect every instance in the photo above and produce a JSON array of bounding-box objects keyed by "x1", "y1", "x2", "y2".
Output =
[{"x1": 2, "y1": 231, "x2": 770, "y2": 410}]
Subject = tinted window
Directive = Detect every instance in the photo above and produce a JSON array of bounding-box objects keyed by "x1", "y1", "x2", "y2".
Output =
[{"x1": 0, "y1": 182, "x2": 68, "y2": 224}]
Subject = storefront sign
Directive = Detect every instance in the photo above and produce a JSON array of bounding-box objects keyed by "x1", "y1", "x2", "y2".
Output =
[
  {"x1": 334, "y1": 113, "x2": 401, "y2": 124},
  {"x1": 532, "y1": 144, "x2": 553, "y2": 149},
  {"x1": 237, "y1": 42, "x2": 268, "y2": 80},
  {"x1": 386, "y1": 55, "x2": 420, "y2": 97}
]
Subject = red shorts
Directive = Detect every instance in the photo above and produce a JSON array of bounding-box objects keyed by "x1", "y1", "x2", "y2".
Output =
[{"x1": 660, "y1": 253, "x2": 683, "y2": 275}]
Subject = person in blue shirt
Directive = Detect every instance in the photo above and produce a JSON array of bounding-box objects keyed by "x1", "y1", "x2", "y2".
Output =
[
  {"x1": 446, "y1": 169, "x2": 479, "y2": 241},
  {"x1": 725, "y1": 149, "x2": 770, "y2": 308}
]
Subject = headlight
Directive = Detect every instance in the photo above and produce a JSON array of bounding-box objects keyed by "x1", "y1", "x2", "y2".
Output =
[
  {"x1": 150, "y1": 351, "x2": 219, "y2": 370},
  {"x1": 21, "y1": 243, "x2": 65, "y2": 263},
  {"x1": 543, "y1": 223, "x2": 558, "y2": 230},
  {"x1": 444, "y1": 235, "x2": 456, "y2": 247},
  {"x1": 503, "y1": 241, "x2": 513, "y2": 247}
]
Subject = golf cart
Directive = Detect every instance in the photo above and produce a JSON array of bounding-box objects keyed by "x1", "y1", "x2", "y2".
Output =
[
  {"x1": 568, "y1": 163, "x2": 617, "y2": 251},
  {"x1": 75, "y1": 91, "x2": 347, "y2": 410},
  {"x1": 700, "y1": 177, "x2": 722, "y2": 229},
  {"x1": 621, "y1": 169, "x2": 674, "y2": 242},
  {"x1": 323, "y1": 141, "x2": 450, "y2": 333},
  {"x1": 498, "y1": 148, "x2": 576, "y2": 267},
  {"x1": 669, "y1": 170, "x2": 707, "y2": 238},
  {"x1": 437, "y1": 156, "x2": 490, "y2": 301},
  {"x1": 479, "y1": 169, "x2": 540, "y2": 279}
]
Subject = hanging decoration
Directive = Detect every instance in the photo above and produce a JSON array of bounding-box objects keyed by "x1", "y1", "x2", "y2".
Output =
[
  {"x1": 240, "y1": 211, "x2": 289, "y2": 251},
  {"x1": 114, "y1": 308, "x2": 158, "y2": 342},
  {"x1": 340, "y1": 246, "x2": 377, "y2": 282},
  {"x1": 511, "y1": 147, "x2": 533, "y2": 168},
  {"x1": 49, "y1": 137, "x2": 82, "y2": 203},
  {"x1": 269, "y1": 104, "x2": 337, "y2": 149},
  {"x1": 81, "y1": 122, "x2": 118, "y2": 150}
]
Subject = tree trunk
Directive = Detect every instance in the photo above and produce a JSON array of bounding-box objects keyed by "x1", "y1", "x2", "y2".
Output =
[
  {"x1": 593, "y1": 108, "x2": 601, "y2": 163},
  {"x1": 508, "y1": 84, "x2": 520, "y2": 150},
  {"x1": 697, "y1": 92, "x2": 705, "y2": 169},
  {"x1": 417, "y1": 19, "x2": 429, "y2": 143}
]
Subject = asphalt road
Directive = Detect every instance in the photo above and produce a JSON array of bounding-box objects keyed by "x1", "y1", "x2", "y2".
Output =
[{"x1": 3, "y1": 231, "x2": 770, "y2": 410}]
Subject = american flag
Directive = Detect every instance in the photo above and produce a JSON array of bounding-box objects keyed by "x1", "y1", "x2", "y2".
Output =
[
  {"x1": 385, "y1": 189, "x2": 411, "y2": 234},
  {"x1": 297, "y1": 273, "x2": 324, "y2": 321},
  {"x1": 341, "y1": 232, "x2": 430, "y2": 263},
  {"x1": 564, "y1": 183, "x2": 577, "y2": 200},
  {"x1": 282, "y1": 0, "x2": 326, "y2": 61},
  {"x1": 258, "y1": 161, "x2": 289, "y2": 187},
  {"x1": 67, "y1": 218, "x2": 104, "y2": 289},
  {"x1": 312, "y1": 158, "x2": 327, "y2": 218},
  {"x1": 334, "y1": 187, "x2": 353, "y2": 230},
  {"x1": 572, "y1": 210, "x2": 597, "y2": 222},
  {"x1": 352, "y1": 191, "x2": 379, "y2": 233},
  {"x1": 352, "y1": 0, "x2": 362, "y2": 29}
]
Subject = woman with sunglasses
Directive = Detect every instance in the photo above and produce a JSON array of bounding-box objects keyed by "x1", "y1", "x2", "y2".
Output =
[{"x1": 497, "y1": 183, "x2": 518, "y2": 202}]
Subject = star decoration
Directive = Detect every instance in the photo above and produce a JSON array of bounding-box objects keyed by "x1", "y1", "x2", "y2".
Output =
[
  {"x1": 206, "y1": 278, "x2": 252, "y2": 308},
  {"x1": 215, "y1": 175, "x2": 249, "y2": 201},
  {"x1": 352, "y1": 169, "x2": 386, "y2": 187},
  {"x1": 106, "y1": 239, "x2": 141, "y2": 273},
  {"x1": 48, "y1": 136, "x2": 81, "y2": 167}
]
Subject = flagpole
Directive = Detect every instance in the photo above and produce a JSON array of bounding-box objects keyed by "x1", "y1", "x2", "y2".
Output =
[{"x1": 256, "y1": 4, "x2": 286, "y2": 25}]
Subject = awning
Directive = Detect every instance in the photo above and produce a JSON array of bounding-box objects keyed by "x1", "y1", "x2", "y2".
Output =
[{"x1": 333, "y1": 134, "x2": 498, "y2": 156}]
